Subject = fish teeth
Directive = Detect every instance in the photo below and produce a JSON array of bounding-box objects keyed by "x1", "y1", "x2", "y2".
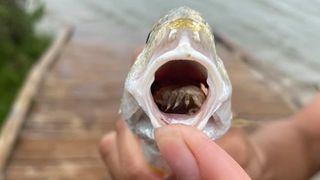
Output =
[
  {"x1": 192, "y1": 94, "x2": 202, "y2": 108},
  {"x1": 184, "y1": 94, "x2": 190, "y2": 107},
  {"x1": 164, "y1": 104, "x2": 171, "y2": 112},
  {"x1": 155, "y1": 85, "x2": 206, "y2": 113},
  {"x1": 166, "y1": 91, "x2": 178, "y2": 111},
  {"x1": 173, "y1": 91, "x2": 184, "y2": 110},
  {"x1": 200, "y1": 83, "x2": 208, "y2": 95}
]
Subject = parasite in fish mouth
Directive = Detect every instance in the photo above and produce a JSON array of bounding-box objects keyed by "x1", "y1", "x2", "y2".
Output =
[
  {"x1": 153, "y1": 85, "x2": 206, "y2": 115},
  {"x1": 151, "y1": 60, "x2": 209, "y2": 116}
]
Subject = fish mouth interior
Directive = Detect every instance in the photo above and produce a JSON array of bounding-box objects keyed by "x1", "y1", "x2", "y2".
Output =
[{"x1": 151, "y1": 60, "x2": 208, "y2": 117}]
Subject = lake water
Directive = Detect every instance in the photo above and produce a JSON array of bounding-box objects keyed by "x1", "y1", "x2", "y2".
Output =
[{"x1": 37, "y1": 0, "x2": 320, "y2": 87}]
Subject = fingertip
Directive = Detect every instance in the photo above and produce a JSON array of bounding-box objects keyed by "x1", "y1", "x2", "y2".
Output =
[
  {"x1": 178, "y1": 127, "x2": 250, "y2": 179},
  {"x1": 156, "y1": 125, "x2": 250, "y2": 179},
  {"x1": 155, "y1": 125, "x2": 200, "y2": 180},
  {"x1": 99, "y1": 131, "x2": 116, "y2": 155},
  {"x1": 115, "y1": 119, "x2": 127, "y2": 132},
  {"x1": 99, "y1": 131, "x2": 121, "y2": 179},
  {"x1": 155, "y1": 125, "x2": 182, "y2": 142}
]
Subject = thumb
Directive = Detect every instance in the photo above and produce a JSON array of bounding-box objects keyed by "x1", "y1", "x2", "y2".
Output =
[{"x1": 155, "y1": 125, "x2": 250, "y2": 180}]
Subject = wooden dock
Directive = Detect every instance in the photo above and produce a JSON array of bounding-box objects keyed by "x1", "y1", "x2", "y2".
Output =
[{"x1": 0, "y1": 30, "x2": 296, "y2": 179}]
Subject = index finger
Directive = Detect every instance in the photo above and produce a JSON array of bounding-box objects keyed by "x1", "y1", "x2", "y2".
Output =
[{"x1": 155, "y1": 125, "x2": 251, "y2": 180}]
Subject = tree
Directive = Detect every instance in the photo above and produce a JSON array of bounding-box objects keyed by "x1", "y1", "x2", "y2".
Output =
[{"x1": 0, "y1": 0, "x2": 50, "y2": 125}]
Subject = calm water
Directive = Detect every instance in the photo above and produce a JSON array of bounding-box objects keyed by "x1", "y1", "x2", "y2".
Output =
[{"x1": 38, "y1": 0, "x2": 320, "y2": 86}]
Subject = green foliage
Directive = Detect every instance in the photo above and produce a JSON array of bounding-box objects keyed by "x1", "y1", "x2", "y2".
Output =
[{"x1": 0, "y1": 0, "x2": 50, "y2": 125}]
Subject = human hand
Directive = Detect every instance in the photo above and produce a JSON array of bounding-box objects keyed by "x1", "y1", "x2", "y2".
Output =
[
  {"x1": 216, "y1": 128, "x2": 265, "y2": 179},
  {"x1": 99, "y1": 120, "x2": 250, "y2": 180}
]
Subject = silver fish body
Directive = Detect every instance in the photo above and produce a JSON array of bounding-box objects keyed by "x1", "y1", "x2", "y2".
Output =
[{"x1": 120, "y1": 6, "x2": 232, "y2": 172}]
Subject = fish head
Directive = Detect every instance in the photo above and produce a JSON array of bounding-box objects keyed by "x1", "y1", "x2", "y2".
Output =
[{"x1": 121, "y1": 6, "x2": 232, "y2": 140}]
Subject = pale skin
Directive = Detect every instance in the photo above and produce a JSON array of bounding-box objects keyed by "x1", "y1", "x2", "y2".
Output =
[{"x1": 100, "y1": 94, "x2": 320, "y2": 180}]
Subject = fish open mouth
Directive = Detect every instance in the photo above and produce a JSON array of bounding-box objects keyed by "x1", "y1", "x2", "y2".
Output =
[{"x1": 151, "y1": 60, "x2": 209, "y2": 122}]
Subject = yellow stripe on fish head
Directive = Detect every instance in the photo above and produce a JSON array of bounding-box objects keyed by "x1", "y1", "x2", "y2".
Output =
[{"x1": 168, "y1": 18, "x2": 203, "y2": 32}]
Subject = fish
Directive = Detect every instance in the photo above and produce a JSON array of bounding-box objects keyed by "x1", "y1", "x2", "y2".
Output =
[{"x1": 120, "y1": 6, "x2": 232, "y2": 173}]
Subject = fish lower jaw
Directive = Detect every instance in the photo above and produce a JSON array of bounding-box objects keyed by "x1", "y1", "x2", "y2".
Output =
[{"x1": 156, "y1": 107, "x2": 204, "y2": 126}]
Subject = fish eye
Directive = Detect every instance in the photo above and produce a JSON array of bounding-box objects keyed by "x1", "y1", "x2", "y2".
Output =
[{"x1": 146, "y1": 31, "x2": 151, "y2": 44}]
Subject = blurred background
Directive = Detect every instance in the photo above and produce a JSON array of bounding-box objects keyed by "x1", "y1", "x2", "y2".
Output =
[
  {"x1": 39, "y1": 0, "x2": 320, "y2": 83},
  {"x1": 1, "y1": 0, "x2": 320, "y2": 179},
  {"x1": 2, "y1": 0, "x2": 320, "y2": 126},
  {"x1": 0, "y1": 0, "x2": 50, "y2": 125}
]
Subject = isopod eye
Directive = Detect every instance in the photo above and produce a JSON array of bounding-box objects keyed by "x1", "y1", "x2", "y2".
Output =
[{"x1": 146, "y1": 31, "x2": 151, "y2": 44}]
